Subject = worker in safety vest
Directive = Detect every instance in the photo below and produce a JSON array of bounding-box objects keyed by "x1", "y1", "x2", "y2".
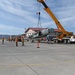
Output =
[
  {"x1": 21, "y1": 36, "x2": 24, "y2": 46},
  {"x1": 15, "y1": 36, "x2": 18, "y2": 46},
  {"x1": 2, "y1": 37, "x2": 4, "y2": 44}
]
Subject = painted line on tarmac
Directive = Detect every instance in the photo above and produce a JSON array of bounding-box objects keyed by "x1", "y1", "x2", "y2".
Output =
[
  {"x1": 0, "y1": 60, "x2": 75, "y2": 68},
  {"x1": 64, "y1": 60, "x2": 75, "y2": 62}
]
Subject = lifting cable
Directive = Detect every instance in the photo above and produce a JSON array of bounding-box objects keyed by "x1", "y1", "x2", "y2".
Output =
[{"x1": 36, "y1": 1, "x2": 42, "y2": 28}]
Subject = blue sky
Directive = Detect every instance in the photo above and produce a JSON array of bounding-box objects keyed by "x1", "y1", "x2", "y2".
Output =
[{"x1": 0, "y1": 0, "x2": 75, "y2": 35}]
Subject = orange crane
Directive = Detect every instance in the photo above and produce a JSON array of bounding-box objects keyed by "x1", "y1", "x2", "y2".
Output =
[{"x1": 37, "y1": 0, "x2": 73, "y2": 43}]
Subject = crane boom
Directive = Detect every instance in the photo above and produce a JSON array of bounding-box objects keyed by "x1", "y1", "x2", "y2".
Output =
[{"x1": 37, "y1": 0, "x2": 73, "y2": 39}]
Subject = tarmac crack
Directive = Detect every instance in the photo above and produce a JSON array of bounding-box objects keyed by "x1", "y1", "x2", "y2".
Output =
[
  {"x1": 26, "y1": 64, "x2": 40, "y2": 75},
  {"x1": 14, "y1": 57, "x2": 40, "y2": 75}
]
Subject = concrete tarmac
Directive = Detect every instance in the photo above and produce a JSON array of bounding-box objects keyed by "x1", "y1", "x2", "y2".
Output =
[{"x1": 0, "y1": 40, "x2": 75, "y2": 75}]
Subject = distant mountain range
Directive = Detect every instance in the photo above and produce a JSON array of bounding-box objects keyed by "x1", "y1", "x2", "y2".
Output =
[
  {"x1": 0, "y1": 33, "x2": 25, "y2": 39},
  {"x1": 0, "y1": 34, "x2": 21, "y2": 39},
  {"x1": 0, "y1": 34, "x2": 18, "y2": 39},
  {"x1": 0, "y1": 35, "x2": 10, "y2": 39}
]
